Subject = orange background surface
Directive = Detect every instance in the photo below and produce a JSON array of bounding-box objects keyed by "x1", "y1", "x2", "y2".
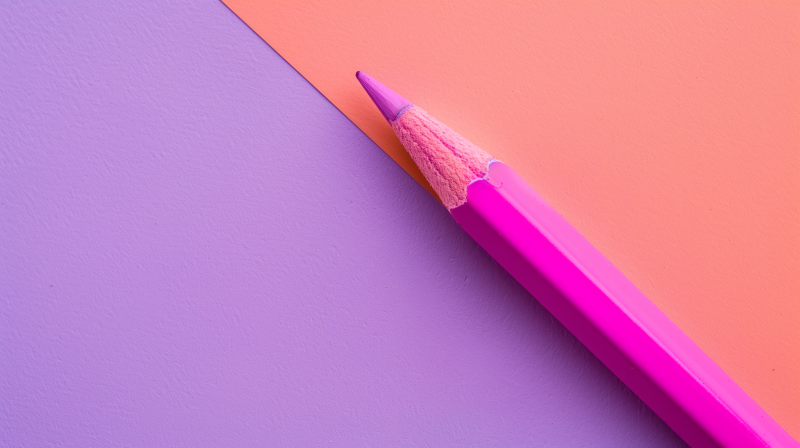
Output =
[{"x1": 223, "y1": 0, "x2": 799, "y2": 436}]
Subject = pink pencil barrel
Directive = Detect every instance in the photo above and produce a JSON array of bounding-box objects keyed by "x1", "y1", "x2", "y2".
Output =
[{"x1": 451, "y1": 161, "x2": 796, "y2": 447}]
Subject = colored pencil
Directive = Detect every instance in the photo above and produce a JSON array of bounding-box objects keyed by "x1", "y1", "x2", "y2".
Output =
[{"x1": 356, "y1": 71, "x2": 798, "y2": 448}]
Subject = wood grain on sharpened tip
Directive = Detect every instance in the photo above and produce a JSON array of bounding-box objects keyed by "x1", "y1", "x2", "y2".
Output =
[{"x1": 221, "y1": 1, "x2": 800, "y2": 438}]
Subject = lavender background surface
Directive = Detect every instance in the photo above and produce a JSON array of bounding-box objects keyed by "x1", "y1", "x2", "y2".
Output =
[{"x1": 1, "y1": 2, "x2": 686, "y2": 446}]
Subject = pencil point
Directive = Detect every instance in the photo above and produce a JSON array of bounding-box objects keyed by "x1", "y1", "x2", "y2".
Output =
[{"x1": 356, "y1": 71, "x2": 412, "y2": 122}]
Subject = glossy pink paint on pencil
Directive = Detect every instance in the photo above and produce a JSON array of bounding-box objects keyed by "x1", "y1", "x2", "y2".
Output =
[
  {"x1": 356, "y1": 71, "x2": 799, "y2": 447},
  {"x1": 453, "y1": 162, "x2": 795, "y2": 447}
]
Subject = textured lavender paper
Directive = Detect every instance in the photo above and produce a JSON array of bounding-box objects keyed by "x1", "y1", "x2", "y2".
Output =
[{"x1": 0, "y1": 1, "x2": 687, "y2": 446}]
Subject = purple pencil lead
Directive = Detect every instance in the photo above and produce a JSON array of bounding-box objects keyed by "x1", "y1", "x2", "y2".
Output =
[{"x1": 356, "y1": 71, "x2": 413, "y2": 122}]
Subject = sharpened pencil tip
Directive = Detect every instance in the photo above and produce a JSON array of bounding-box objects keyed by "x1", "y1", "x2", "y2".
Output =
[{"x1": 356, "y1": 71, "x2": 413, "y2": 122}]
